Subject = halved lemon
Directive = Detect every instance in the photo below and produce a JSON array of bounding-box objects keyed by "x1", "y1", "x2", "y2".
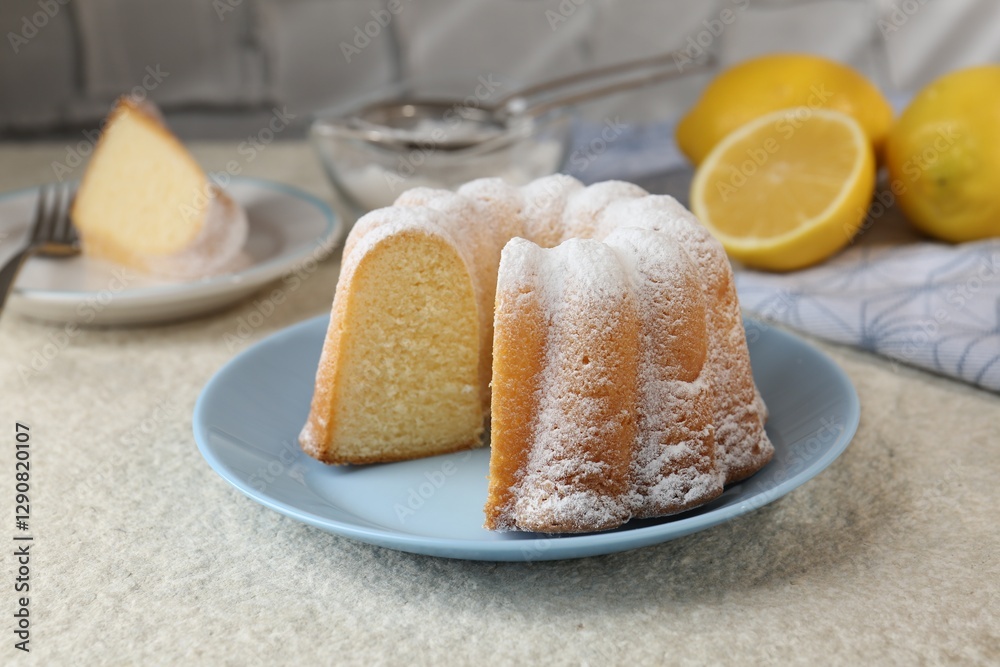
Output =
[
  {"x1": 690, "y1": 107, "x2": 876, "y2": 271},
  {"x1": 676, "y1": 53, "x2": 893, "y2": 166}
]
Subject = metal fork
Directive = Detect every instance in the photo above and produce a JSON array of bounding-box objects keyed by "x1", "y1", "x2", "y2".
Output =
[{"x1": 0, "y1": 183, "x2": 80, "y2": 314}]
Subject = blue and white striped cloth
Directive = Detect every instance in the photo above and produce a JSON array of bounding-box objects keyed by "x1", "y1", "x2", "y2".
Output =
[{"x1": 566, "y1": 120, "x2": 1000, "y2": 393}]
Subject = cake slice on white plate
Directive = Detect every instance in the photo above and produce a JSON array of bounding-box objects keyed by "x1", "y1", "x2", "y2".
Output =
[{"x1": 72, "y1": 97, "x2": 248, "y2": 279}]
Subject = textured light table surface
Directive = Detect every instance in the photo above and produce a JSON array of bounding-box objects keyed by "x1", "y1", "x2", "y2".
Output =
[{"x1": 0, "y1": 142, "x2": 997, "y2": 666}]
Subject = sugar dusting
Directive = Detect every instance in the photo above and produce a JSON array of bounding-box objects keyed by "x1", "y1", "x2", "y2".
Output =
[
  {"x1": 511, "y1": 239, "x2": 637, "y2": 532},
  {"x1": 599, "y1": 196, "x2": 774, "y2": 482},
  {"x1": 491, "y1": 181, "x2": 772, "y2": 532},
  {"x1": 327, "y1": 174, "x2": 772, "y2": 532},
  {"x1": 144, "y1": 184, "x2": 249, "y2": 279}
]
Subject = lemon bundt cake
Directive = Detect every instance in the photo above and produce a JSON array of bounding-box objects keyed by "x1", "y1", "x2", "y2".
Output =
[
  {"x1": 72, "y1": 97, "x2": 247, "y2": 278},
  {"x1": 300, "y1": 175, "x2": 773, "y2": 531}
]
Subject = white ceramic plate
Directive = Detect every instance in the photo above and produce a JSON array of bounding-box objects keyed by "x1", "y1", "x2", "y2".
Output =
[
  {"x1": 194, "y1": 315, "x2": 860, "y2": 562},
  {"x1": 0, "y1": 177, "x2": 339, "y2": 325}
]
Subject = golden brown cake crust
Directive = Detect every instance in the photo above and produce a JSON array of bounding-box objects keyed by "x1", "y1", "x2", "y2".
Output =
[
  {"x1": 303, "y1": 436, "x2": 483, "y2": 466},
  {"x1": 484, "y1": 259, "x2": 547, "y2": 529},
  {"x1": 486, "y1": 228, "x2": 738, "y2": 533},
  {"x1": 302, "y1": 176, "x2": 773, "y2": 532}
]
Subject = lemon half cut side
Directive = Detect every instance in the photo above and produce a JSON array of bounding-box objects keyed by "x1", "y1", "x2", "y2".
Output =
[{"x1": 691, "y1": 107, "x2": 876, "y2": 272}]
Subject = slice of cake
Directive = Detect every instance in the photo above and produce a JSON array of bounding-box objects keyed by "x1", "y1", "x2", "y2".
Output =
[{"x1": 72, "y1": 97, "x2": 247, "y2": 278}]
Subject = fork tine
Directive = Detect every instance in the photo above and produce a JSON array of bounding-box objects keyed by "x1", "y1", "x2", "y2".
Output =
[
  {"x1": 53, "y1": 184, "x2": 76, "y2": 245},
  {"x1": 28, "y1": 185, "x2": 51, "y2": 244},
  {"x1": 35, "y1": 185, "x2": 60, "y2": 246}
]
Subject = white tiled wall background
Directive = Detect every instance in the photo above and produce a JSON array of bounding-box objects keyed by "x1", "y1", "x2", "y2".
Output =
[{"x1": 1, "y1": 0, "x2": 997, "y2": 137}]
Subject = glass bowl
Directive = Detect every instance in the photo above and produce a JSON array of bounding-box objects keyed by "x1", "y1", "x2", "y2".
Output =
[{"x1": 310, "y1": 89, "x2": 571, "y2": 225}]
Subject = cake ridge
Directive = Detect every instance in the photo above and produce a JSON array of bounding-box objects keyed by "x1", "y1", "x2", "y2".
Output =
[
  {"x1": 508, "y1": 238, "x2": 639, "y2": 533},
  {"x1": 490, "y1": 227, "x2": 729, "y2": 532}
]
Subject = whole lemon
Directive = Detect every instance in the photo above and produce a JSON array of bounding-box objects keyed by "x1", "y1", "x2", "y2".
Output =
[
  {"x1": 677, "y1": 53, "x2": 893, "y2": 165},
  {"x1": 885, "y1": 65, "x2": 1000, "y2": 243}
]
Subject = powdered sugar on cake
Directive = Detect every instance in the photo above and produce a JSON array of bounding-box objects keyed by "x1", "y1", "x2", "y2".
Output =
[
  {"x1": 145, "y1": 184, "x2": 249, "y2": 279},
  {"x1": 314, "y1": 174, "x2": 773, "y2": 531},
  {"x1": 489, "y1": 177, "x2": 773, "y2": 532}
]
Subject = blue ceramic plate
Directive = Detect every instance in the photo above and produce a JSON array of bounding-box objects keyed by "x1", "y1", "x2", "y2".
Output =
[{"x1": 194, "y1": 316, "x2": 859, "y2": 561}]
